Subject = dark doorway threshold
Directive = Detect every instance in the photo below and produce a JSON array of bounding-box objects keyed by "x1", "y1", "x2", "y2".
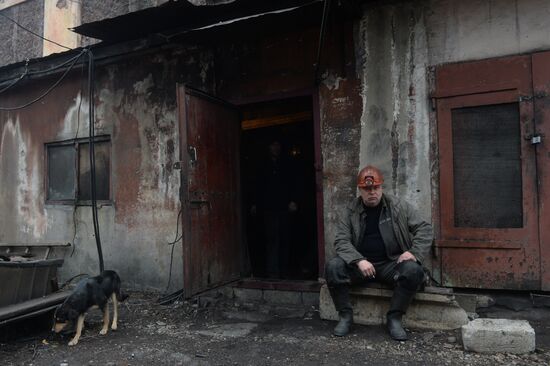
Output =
[{"x1": 232, "y1": 278, "x2": 321, "y2": 292}]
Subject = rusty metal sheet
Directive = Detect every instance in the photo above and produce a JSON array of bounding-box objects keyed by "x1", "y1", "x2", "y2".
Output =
[
  {"x1": 178, "y1": 85, "x2": 242, "y2": 297},
  {"x1": 435, "y1": 57, "x2": 541, "y2": 290},
  {"x1": 532, "y1": 51, "x2": 550, "y2": 291},
  {"x1": 72, "y1": 0, "x2": 323, "y2": 42}
]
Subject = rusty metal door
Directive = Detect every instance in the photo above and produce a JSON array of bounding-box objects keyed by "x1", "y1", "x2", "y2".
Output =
[
  {"x1": 532, "y1": 51, "x2": 550, "y2": 291},
  {"x1": 435, "y1": 56, "x2": 541, "y2": 290},
  {"x1": 177, "y1": 85, "x2": 242, "y2": 297}
]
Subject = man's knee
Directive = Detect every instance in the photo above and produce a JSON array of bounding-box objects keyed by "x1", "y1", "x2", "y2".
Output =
[
  {"x1": 325, "y1": 257, "x2": 348, "y2": 286},
  {"x1": 396, "y1": 260, "x2": 425, "y2": 290}
]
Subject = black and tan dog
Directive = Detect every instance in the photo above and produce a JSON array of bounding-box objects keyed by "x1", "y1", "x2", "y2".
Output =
[{"x1": 53, "y1": 270, "x2": 128, "y2": 346}]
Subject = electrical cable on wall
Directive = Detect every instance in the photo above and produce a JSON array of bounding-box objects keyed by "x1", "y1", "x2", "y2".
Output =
[
  {"x1": 0, "y1": 7, "x2": 105, "y2": 274},
  {"x1": 0, "y1": 11, "x2": 71, "y2": 51},
  {"x1": 0, "y1": 49, "x2": 86, "y2": 111},
  {"x1": 86, "y1": 49, "x2": 104, "y2": 274},
  {"x1": 163, "y1": 208, "x2": 183, "y2": 296}
]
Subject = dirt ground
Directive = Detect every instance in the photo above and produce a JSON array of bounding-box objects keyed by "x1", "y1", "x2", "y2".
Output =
[{"x1": 2, "y1": 292, "x2": 550, "y2": 366}]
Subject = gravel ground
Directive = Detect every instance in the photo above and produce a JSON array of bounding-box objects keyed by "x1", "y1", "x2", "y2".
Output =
[{"x1": 1, "y1": 292, "x2": 550, "y2": 366}]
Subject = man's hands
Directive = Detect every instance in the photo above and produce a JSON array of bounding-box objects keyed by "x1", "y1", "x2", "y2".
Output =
[
  {"x1": 397, "y1": 251, "x2": 416, "y2": 263},
  {"x1": 357, "y1": 259, "x2": 376, "y2": 278}
]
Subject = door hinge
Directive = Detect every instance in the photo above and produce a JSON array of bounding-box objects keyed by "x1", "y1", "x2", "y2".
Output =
[{"x1": 519, "y1": 92, "x2": 548, "y2": 102}]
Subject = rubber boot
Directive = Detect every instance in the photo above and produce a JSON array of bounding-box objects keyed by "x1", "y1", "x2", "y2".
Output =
[
  {"x1": 386, "y1": 286, "x2": 415, "y2": 341},
  {"x1": 328, "y1": 286, "x2": 353, "y2": 336},
  {"x1": 333, "y1": 311, "x2": 353, "y2": 337}
]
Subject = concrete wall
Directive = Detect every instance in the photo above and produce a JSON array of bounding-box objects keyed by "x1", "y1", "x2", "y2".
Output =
[
  {"x1": 0, "y1": 0, "x2": 43, "y2": 67},
  {"x1": 0, "y1": 46, "x2": 214, "y2": 291},
  {"x1": 352, "y1": 0, "x2": 550, "y2": 268},
  {"x1": 0, "y1": 0, "x2": 168, "y2": 67}
]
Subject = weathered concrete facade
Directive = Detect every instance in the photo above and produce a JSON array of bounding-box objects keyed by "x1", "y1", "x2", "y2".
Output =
[
  {"x1": 353, "y1": 0, "x2": 550, "y2": 275},
  {"x1": 0, "y1": 46, "x2": 214, "y2": 290},
  {"x1": 2, "y1": 0, "x2": 550, "y2": 291}
]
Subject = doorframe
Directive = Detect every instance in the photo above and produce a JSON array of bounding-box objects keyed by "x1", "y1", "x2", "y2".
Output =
[{"x1": 229, "y1": 87, "x2": 326, "y2": 280}]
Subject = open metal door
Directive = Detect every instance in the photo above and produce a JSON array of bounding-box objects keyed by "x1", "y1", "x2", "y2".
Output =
[{"x1": 177, "y1": 85, "x2": 242, "y2": 298}]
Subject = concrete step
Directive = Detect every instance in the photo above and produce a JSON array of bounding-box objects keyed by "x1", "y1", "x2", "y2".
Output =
[{"x1": 319, "y1": 283, "x2": 469, "y2": 330}]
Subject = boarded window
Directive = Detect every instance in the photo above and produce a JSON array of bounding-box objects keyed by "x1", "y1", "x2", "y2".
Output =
[
  {"x1": 46, "y1": 137, "x2": 111, "y2": 203},
  {"x1": 451, "y1": 103, "x2": 523, "y2": 228}
]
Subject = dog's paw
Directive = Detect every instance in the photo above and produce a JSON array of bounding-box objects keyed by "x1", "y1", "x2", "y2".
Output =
[
  {"x1": 68, "y1": 339, "x2": 78, "y2": 346},
  {"x1": 111, "y1": 323, "x2": 118, "y2": 331},
  {"x1": 99, "y1": 328, "x2": 108, "y2": 335}
]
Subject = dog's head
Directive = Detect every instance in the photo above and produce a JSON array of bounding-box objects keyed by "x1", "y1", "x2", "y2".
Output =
[{"x1": 52, "y1": 303, "x2": 78, "y2": 333}]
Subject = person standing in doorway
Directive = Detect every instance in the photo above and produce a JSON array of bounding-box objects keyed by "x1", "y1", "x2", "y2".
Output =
[
  {"x1": 251, "y1": 139, "x2": 298, "y2": 279},
  {"x1": 325, "y1": 165, "x2": 432, "y2": 340}
]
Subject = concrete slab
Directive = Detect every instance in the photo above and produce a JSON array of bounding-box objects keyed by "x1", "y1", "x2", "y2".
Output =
[
  {"x1": 319, "y1": 284, "x2": 468, "y2": 330},
  {"x1": 462, "y1": 318, "x2": 536, "y2": 354},
  {"x1": 263, "y1": 289, "x2": 302, "y2": 305},
  {"x1": 233, "y1": 288, "x2": 263, "y2": 303}
]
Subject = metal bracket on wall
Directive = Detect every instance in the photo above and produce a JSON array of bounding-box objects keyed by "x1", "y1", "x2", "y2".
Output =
[{"x1": 525, "y1": 133, "x2": 544, "y2": 145}]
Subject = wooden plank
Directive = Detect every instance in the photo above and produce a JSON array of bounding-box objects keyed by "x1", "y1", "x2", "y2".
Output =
[{"x1": 0, "y1": 291, "x2": 69, "y2": 322}]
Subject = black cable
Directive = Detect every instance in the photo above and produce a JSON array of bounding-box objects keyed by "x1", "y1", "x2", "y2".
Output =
[
  {"x1": 70, "y1": 63, "x2": 86, "y2": 258},
  {"x1": 0, "y1": 11, "x2": 71, "y2": 51},
  {"x1": 0, "y1": 60, "x2": 28, "y2": 94},
  {"x1": 164, "y1": 208, "x2": 183, "y2": 294},
  {"x1": 314, "y1": 0, "x2": 331, "y2": 85},
  {"x1": 0, "y1": 49, "x2": 86, "y2": 111},
  {"x1": 58, "y1": 273, "x2": 89, "y2": 290},
  {"x1": 87, "y1": 49, "x2": 104, "y2": 274}
]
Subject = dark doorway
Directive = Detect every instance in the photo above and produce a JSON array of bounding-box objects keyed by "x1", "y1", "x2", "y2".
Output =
[{"x1": 241, "y1": 96, "x2": 318, "y2": 280}]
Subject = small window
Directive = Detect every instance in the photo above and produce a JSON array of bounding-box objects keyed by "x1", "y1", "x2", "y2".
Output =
[
  {"x1": 46, "y1": 137, "x2": 111, "y2": 204},
  {"x1": 451, "y1": 103, "x2": 523, "y2": 228}
]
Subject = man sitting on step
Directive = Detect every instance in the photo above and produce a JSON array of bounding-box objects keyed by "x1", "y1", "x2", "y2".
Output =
[{"x1": 325, "y1": 165, "x2": 433, "y2": 340}]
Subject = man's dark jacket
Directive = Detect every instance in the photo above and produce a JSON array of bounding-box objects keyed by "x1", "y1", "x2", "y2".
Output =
[{"x1": 334, "y1": 194, "x2": 433, "y2": 265}]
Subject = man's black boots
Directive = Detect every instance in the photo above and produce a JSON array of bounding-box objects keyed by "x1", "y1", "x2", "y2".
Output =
[
  {"x1": 329, "y1": 286, "x2": 353, "y2": 336},
  {"x1": 386, "y1": 286, "x2": 415, "y2": 341},
  {"x1": 333, "y1": 311, "x2": 353, "y2": 337}
]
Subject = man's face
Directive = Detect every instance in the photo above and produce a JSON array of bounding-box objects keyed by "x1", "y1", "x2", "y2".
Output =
[
  {"x1": 359, "y1": 185, "x2": 383, "y2": 207},
  {"x1": 269, "y1": 141, "x2": 281, "y2": 158}
]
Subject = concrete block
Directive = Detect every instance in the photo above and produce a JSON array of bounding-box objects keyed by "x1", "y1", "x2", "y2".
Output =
[
  {"x1": 462, "y1": 318, "x2": 535, "y2": 354},
  {"x1": 302, "y1": 292, "x2": 319, "y2": 307},
  {"x1": 263, "y1": 289, "x2": 302, "y2": 305},
  {"x1": 319, "y1": 284, "x2": 468, "y2": 330},
  {"x1": 454, "y1": 293, "x2": 478, "y2": 313},
  {"x1": 233, "y1": 288, "x2": 262, "y2": 303}
]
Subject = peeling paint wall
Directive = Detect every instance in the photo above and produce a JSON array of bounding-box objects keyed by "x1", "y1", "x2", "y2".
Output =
[{"x1": 0, "y1": 46, "x2": 214, "y2": 291}]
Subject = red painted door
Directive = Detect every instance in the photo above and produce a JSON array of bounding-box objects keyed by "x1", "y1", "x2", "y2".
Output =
[
  {"x1": 532, "y1": 51, "x2": 550, "y2": 291},
  {"x1": 177, "y1": 85, "x2": 242, "y2": 297},
  {"x1": 435, "y1": 56, "x2": 541, "y2": 290}
]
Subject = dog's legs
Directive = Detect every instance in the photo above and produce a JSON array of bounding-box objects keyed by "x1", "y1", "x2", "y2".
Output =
[
  {"x1": 111, "y1": 293, "x2": 118, "y2": 330},
  {"x1": 99, "y1": 303, "x2": 110, "y2": 335},
  {"x1": 68, "y1": 314, "x2": 85, "y2": 346}
]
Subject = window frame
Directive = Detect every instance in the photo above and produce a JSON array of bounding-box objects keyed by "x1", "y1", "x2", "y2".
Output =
[{"x1": 44, "y1": 135, "x2": 112, "y2": 206}]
